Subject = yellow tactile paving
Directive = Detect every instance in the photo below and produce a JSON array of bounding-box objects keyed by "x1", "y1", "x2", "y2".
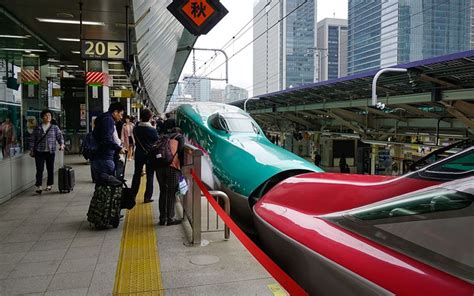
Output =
[{"x1": 114, "y1": 176, "x2": 164, "y2": 295}]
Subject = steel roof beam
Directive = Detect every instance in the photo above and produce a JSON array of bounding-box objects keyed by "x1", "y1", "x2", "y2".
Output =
[
  {"x1": 452, "y1": 101, "x2": 474, "y2": 117},
  {"x1": 282, "y1": 114, "x2": 317, "y2": 128},
  {"x1": 419, "y1": 74, "x2": 459, "y2": 89},
  {"x1": 330, "y1": 108, "x2": 366, "y2": 125},
  {"x1": 359, "y1": 107, "x2": 407, "y2": 122},
  {"x1": 393, "y1": 104, "x2": 443, "y2": 119},
  {"x1": 327, "y1": 111, "x2": 366, "y2": 135},
  {"x1": 440, "y1": 101, "x2": 474, "y2": 132}
]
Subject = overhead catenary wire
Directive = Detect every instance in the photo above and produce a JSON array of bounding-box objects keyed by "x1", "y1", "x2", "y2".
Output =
[
  {"x1": 195, "y1": 0, "x2": 281, "y2": 77},
  {"x1": 201, "y1": 0, "x2": 309, "y2": 79}
]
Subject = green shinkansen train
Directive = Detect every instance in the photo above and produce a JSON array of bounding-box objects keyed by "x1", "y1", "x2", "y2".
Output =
[{"x1": 174, "y1": 102, "x2": 322, "y2": 233}]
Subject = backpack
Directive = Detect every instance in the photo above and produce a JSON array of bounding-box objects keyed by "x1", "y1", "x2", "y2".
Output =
[
  {"x1": 148, "y1": 135, "x2": 178, "y2": 169},
  {"x1": 81, "y1": 132, "x2": 98, "y2": 160}
]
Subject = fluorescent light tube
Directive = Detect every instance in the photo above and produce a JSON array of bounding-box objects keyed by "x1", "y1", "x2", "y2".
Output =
[
  {"x1": 58, "y1": 37, "x2": 80, "y2": 42},
  {"x1": 0, "y1": 35, "x2": 29, "y2": 39},
  {"x1": 37, "y1": 18, "x2": 105, "y2": 26},
  {"x1": 0, "y1": 48, "x2": 47, "y2": 52}
]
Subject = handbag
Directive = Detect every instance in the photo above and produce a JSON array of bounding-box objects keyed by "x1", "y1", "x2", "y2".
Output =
[
  {"x1": 177, "y1": 175, "x2": 189, "y2": 196},
  {"x1": 120, "y1": 183, "x2": 136, "y2": 210}
]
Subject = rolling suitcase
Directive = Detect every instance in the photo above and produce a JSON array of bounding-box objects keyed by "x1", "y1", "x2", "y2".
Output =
[
  {"x1": 58, "y1": 166, "x2": 75, "y2": 193},
  {"x1": 87, "y1": 183, "x2": 122, "y2": 229}
]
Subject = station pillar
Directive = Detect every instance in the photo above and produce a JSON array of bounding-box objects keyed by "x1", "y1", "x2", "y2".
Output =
[{"x1": 85, "y1": 60, "x2": 110, "y2": 132}]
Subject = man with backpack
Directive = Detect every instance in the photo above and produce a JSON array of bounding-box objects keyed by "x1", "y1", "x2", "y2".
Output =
[
  {"x1": 90, "y1": 103, "x2": 127, "y2": 178},
  {"x1": 131, "y1": 109, "x2": 159, "y2": 203}
]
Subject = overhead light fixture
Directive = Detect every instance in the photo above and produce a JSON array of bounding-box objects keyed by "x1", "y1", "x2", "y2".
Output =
[
  {"x1": 0, "y1": 48, "x2": 47, "y2": 52},
  {"x1": 0, "y1": 34, "x2": 29, "y2": 39},
  {"x1": 109, "y1": 61, "x2": 122, "y2": 65},
  {"x1": 56, "y1": 12, "x2": 74, "y2": 18},
  {"x1": 47, "y1": 58, "x2": 60, "y2": 63},
  {"x1": 71, "y1": 51, "x2": 80, "y2": 54},
  {"x1": 60, "y1": 64, "x2": 79, "y2": 68},
  {"x1": 58, "y1": 37, "x2": 80, "y2": 42},
  {"x1": 36, "y1": 18, "x2": 105, "y2": 26}
]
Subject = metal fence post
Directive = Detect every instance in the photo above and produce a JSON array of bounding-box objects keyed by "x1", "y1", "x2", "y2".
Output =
[{"x1": 191, "y1": 148, "x2": 202, "y2": 245}]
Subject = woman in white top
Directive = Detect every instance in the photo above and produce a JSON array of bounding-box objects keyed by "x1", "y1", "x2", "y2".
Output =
[{"x1": 121, "y1": 116, "x2": 135, "y2": 161}]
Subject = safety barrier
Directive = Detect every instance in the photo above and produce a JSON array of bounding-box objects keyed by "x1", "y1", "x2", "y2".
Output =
[
  {"x1": 204, "y1": 190, "x2": 230, "y2": 240},
  {"x1": 180, "y1": 144, "x2": 230, "y2": 245},
  {"x1": 190, "y1": 170, "x2": 309, "y2": 296}
]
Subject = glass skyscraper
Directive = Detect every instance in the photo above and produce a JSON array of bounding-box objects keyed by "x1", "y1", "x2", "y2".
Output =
[
  {"x1": 317, "y1": 18, "x2": 348, "y2": 81},
  {"x1": 348, "y1": 0, "x2": 471, "y2": 75},
  {"x1": 253, "y1": 0, "x2": 317, "y2": 96}
]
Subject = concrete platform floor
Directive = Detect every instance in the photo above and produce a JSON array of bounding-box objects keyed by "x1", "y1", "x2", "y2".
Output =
[{"x1": 0, "y1": 155, "x2": 283, "y2": 295}]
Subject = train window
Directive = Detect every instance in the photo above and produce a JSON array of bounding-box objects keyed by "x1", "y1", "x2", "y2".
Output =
[
  {"x1": 221, "y1": 113, "x2": 260, "y2": 133},
  {"x1": 208, "y1": 114, "x2": 228, "y2": 132},
  {"x1": 351, "y1": 189, "x2": 472, "y2": 220},
  {"x1": 336, "y1": 187, "x2": 474, "y2": 283},
  {"x1": 425, "y1": 148, "x2": 474, "y2": 174}
]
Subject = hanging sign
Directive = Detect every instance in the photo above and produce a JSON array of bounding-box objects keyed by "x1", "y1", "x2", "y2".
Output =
[
  {"x1": 167, "y1": 0, "x2": 228, "y2": 35},
  {"x1": 81, "y1": 40, "x2": 126, "y2": 60}
]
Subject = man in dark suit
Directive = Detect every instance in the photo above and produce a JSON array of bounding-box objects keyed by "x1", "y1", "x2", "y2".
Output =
[{"x1": 131, "y1": 109, "x2": 159, "y2": 203}]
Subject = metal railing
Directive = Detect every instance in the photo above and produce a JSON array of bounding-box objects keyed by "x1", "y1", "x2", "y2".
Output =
[
  {"x1": 180, "y1": 143, "x2": 230, "y2": 245},
  {"x1": 204, "y1": 190, "x2": 230, "y2": 240}
]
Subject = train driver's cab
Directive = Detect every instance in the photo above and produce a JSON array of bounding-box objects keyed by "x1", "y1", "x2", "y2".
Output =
[{"x1": 208, "y1": 112, "x2": 261, "y2": 135}]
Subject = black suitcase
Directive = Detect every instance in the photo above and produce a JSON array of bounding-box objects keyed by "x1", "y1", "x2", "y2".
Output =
[{"x1": 58, "y1": 166, "x2": 75, "y2": 193}]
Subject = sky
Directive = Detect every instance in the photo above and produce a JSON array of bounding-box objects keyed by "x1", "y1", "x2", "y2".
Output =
[{"x1": 180, "y1": 0, "x2": 349, "y2": 97}]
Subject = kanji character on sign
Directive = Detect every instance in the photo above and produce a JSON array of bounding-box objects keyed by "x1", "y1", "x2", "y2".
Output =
[{"x1": 191, "y1": 1, "x2": 206, "y2": 17}]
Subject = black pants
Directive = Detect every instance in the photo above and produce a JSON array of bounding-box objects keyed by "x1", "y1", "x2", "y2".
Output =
[
  {"x1": 156, "y1": 167, "x2": 180, "y2": 222},
  {"x1": 35, "y1": 151, "x2": 55, "y2": 187},
  {"x1": 131, "y1": 157, "x2": 155, "y2": 201}
]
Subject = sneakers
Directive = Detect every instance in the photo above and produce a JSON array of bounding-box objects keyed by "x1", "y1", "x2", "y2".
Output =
[
  {"x1": 45, "y1": 186, "x2": 52, "y2": 191},
  {"x1": 35, "y1": 186, "x2": 42, "y2": 194}
]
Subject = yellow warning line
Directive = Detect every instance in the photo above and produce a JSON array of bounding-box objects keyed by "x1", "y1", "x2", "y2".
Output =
[{"x1": 114, "y1": 175, "x2": 164, "y2": 295}]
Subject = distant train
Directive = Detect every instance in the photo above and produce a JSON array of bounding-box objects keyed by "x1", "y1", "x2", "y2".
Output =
[{"x1": 174, "y1": 102, "x2": 322, "y2": 232}]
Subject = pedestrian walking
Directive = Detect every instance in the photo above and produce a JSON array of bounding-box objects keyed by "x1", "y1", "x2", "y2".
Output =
[{"x1": 29, "y1": 109, "x2": 65, "y2": 194}]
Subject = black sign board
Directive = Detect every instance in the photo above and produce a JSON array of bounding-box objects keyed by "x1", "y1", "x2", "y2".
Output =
[
  {"x1": 81, "y1": 40, "x2": 126, "y2": 60},
  {"x1": 167, "y1": 0, "x2": 228, "y2": 36}
]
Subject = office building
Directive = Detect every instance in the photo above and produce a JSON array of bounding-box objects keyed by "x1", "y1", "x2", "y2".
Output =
[
  {"x1": 210, "y1": 88, "x2": 224, "y2": 103},
  {"x1": 348, "y1": 0, "x2": 471, "y2": 75},
  {"x1": 182, "y1": 76, "x2": 211, "y2": 102},
  {"x1": 224, "y1": 84, "x2": 248, "y2": 103},
  {"x1": 316, "y1": 18, "x2": 348, "y2": 81},
  {"x1": 253, "y1": 0, "x2": 317, "y2": 96}
]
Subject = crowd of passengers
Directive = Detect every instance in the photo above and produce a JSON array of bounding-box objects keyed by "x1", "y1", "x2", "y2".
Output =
[{"x1": 30, "y1": 103, "x2": 184, "y2": 226}]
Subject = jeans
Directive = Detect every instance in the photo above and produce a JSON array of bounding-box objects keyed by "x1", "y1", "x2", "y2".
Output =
[
  {"x1": 35, "y1": 152, "x2": 55, "y2": 187},
  {"x1": 90, "y1": 159, "x2": 116, "y2": 178},
  {"x1": 131, "y1": 157, "x2": 155, "y2": 201}
]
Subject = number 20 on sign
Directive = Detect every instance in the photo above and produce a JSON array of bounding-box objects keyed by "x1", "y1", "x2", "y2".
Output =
[{"x1": 81, "y1": 40, "x2": 125, "y2": 60}]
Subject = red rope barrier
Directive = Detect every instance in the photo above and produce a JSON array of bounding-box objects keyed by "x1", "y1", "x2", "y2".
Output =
[{"x1": 191, "y1": 170, "x2": 308, "y2": 296}]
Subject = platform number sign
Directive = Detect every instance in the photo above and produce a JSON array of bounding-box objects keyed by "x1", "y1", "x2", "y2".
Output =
[
  {"x1": 81, "y1": 40, "x2": 126, "y2": 60},
  {"x1": 167, "y1": 0, "x2": 228, "y2": 36}
]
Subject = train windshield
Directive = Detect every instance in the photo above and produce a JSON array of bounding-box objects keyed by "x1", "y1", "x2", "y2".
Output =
[{"x1": 210, "y1": 113, "x2": 260, "y2": 134}]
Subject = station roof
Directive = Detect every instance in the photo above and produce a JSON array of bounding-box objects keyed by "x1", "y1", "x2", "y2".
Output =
[
  {"x1": 235, "y1": 50, "x2": 474, "y2": 112},
  {"x1": 0, "y1": 0, "x2": 196, "y2": 111}
]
